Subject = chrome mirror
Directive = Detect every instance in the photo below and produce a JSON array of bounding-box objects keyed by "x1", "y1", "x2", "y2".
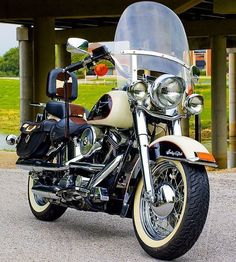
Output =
[
  {"x1": 66, "y1": 38, "x2": 89, "y2": 54},
  {"x1": 191, "y1": 65, "x2": 200, "y2": 77},
  {"x1": 190, "y1": 65, "x2": 200, "y2": 84}
]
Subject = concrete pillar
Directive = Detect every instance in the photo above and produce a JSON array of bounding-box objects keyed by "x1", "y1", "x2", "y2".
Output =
[
  {"x1": 33, "y1": 17, "x2": 55, "y2": 104},
  {"x1": 205, "y1": 49, "x2": 212, "y2": 76},
  {"x1": 189, "y1": 50, "x2": 196, "y2": 65},
  {"x1": 211, "y1": 35, "x2": 227, "y2": 168},
  {"x1": 17, "y1": 26, "x2": 33, "y2": 123},
  {"x1": 227, "y1": 48, "x2": 236, "y2": 167},
  {"x1": 55, "y1": 44, "x2": 71, "y2": 68}
]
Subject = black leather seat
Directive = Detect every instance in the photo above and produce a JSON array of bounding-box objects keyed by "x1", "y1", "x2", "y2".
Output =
[
  {"x1": 46, "y1": 101, "x2": 89, "y2": 120},
  {"x1": 46, "y1": 101, "x2": 66, "y2": 119}
]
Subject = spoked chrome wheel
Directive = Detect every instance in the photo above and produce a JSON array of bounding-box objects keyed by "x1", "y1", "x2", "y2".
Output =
[
  {"x1": 133, "y1": 160, "x2": 209, "y2": 260},
  {"x1": 140, "y1": 161, "x2": 185, "y2": 240}
]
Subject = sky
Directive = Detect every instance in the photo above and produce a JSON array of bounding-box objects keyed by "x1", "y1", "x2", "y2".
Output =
[{"x1": 0, "y1": 23, "x2": 18, "y2": 56}]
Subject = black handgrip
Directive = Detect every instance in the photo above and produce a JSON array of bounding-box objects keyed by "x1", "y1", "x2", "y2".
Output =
[{"x1": 64, "y1": 61, "x2": 84, "y2": 72}]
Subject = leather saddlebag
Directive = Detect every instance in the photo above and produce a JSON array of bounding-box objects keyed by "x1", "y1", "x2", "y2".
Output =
[{"x1": 16, "y1": 121, "x2": 52, "y2": 159}]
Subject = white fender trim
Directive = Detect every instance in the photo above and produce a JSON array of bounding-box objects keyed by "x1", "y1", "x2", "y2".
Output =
[{"x1": 150, "y1": 135, "x2": 216, "y2": 165}]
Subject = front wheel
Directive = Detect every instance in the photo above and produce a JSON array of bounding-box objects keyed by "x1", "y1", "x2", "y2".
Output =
[
  {"x1": 133, "y1": 160, "x2": 209, "y2": 260},
  {"x1": 28, "y1": 176, "x2": 67, "y2": 221}
]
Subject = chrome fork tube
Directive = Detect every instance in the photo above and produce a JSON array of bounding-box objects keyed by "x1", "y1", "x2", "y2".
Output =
[
  {"x1": 173, "y1": 119, "x2": 182, "y2": 135},
  {"x1": 135, "y1": 108, "x2": 155, "y2": 202}
]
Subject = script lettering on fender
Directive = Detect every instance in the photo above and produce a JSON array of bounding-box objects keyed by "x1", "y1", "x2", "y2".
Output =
[{"x1": 166, "y1": 149, "x2": 183, "y2": 157}]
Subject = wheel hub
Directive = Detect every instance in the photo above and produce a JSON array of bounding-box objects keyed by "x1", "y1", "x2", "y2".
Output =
[{"x1": 151, "y1": 184, "x2": 176, "y2": 218}]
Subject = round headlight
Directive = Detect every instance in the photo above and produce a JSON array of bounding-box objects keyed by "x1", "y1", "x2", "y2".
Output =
[
  {"x1": 185, "y1": 94, "x2": 203, "y2": 115},
  {"x1": 150, "y1": 74, "x2": 185, "y2": 109},
  {"x1": 128, "y1": 80, "x2": 148, "y2": 100}
]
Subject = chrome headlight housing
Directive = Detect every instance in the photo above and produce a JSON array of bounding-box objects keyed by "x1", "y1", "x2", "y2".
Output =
[
  {"x1": 150, "y1": 74, "x2": 185, "y2": 109},
  {"x1": 128, "y1": 80, "x2": 148, "y2": 100},
  {"x1": 185, "y1": 94, "x2": 203, "y2": 115}
]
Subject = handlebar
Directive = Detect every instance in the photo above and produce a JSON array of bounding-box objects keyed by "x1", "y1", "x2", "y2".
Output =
[{"x1": 63, "y1": 45, "x2": 113, "y2": 73}]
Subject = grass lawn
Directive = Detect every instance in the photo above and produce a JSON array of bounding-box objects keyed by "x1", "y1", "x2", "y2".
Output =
[
  {"x1": 0, "y1": 79, "x2": 20, "y2": 134},
  {"x1": 0, "y1": 77, "x2": 225, "y2": 139}
]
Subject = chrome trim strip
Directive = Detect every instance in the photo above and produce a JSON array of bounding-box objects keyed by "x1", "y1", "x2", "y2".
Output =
[
  {"x1": 157, "y1": 156, "x2": 218, "y2": 168},
  {"x1": 122, "y1": 50, "x2": 190, "y2": 69},
  {"x1": 137, "y1": 105, "x2": 186, "y2": 121}
]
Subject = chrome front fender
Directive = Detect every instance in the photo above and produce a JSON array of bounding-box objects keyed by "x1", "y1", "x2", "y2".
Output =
[{"x1": 149, "y1": 135, "x2": 217, "y2": 167}]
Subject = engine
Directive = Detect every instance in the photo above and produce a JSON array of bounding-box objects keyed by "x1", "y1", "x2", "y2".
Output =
[{"x1": 79, "y1": 125, "x2": 129, "y2": 163}]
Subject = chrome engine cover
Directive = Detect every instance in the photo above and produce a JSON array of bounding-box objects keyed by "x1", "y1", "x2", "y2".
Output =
[{"x1": 79, "y1": 126, "x2": 103, "y2": 156}]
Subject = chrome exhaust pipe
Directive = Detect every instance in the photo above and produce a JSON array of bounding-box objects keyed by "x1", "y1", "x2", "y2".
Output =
[
  {"x1": 16, "y1": 158, "x2": 69, "y2": 172},
  {"x1": 16, "y1": 164, "x2": 69, "y2": 172},
  {"x1": 32, "y1": 185, "x2": 60, "y2": 200},
  {"x1": 16, "y1": 159, "x2": 104, "y2": 173}
]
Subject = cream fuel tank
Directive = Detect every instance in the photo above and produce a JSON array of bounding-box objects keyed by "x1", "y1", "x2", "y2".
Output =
[{"x1": 87, "y1": 90, "x2": 133, "y2": 129}]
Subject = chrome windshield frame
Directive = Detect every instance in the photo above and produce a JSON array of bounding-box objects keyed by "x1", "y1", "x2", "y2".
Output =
[{"x1": 121, "y1": 50, "x2": 190, "y2": 70}]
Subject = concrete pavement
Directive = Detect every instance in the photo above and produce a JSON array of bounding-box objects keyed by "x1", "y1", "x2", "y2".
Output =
[{"x1": 0, "y1": 168, "x2": 235, "y2": 262}]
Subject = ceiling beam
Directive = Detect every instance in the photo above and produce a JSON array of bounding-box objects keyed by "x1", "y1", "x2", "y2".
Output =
[
  {"x1": 214, "y1": 0, "x2": 236, "y2": 14},
  {"x1": 189, "y1": 37, "x2": 236, "y2": 49},
  {"x1": 184, "y1": 19, "x2": 236, "y2": 37},
  {"x1": 173, "y1": 0, "x2": 203, "y2": 14},
  {"x1": 55, "y1": 18, "x2": 236, "y2": 44},
  {"x1": 55, "y1": 26, "x2": 116, "y2": 44},
  {"x1": 0, "y1": 0, "x2": 181, "y2": 20},
  {"x1": 188, "y1": 37, "x2": 210, "y2": 49},
  {"x1": 55, "y1": 25, "x2": 236, "y2": 50},
  {"x1": 0, "y1": 0, "x2": 124, "y2": 19}
]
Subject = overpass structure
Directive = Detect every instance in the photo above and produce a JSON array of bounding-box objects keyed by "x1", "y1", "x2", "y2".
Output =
[{"x1": 0, "y1": 0, "x2": 236, "y2": 168}]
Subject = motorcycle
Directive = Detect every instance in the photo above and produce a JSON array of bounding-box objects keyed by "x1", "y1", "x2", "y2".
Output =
[{"x1": 7, "y1": 2, "x2": 217, "y2": 260}]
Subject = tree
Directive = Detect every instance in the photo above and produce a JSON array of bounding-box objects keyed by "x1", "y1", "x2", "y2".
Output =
[{"x1": 0, "y1": 47, "x2": 19, "y2": 76}]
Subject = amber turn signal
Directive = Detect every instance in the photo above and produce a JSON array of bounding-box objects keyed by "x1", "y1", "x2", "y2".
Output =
[
  {"x1": 196, "y1": 152, "x2": 216, "y2": 162},
  {"x1": 94, "y1": 64, "x2": 108, "y2": 76}
]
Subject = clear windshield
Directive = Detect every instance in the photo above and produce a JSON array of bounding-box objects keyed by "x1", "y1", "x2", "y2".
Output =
[{"x1": 114, "y1": 1, "x2": 190, "y2": 87}]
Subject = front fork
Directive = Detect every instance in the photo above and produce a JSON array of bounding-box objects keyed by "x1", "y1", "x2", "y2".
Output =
[
  {"x1": 135, "y1": 108, "x2": 155, "y2": 202},
  {"x1": 134, "y1": 108, "x2": 183, "y2": 202}
]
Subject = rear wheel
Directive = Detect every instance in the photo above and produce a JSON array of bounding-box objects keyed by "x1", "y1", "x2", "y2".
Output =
[
  {"x1": 133, "y1": 160, "x2": 209, "y2": 260},
  {"x1": 28, "y1": 176, "x2": 67, "y2": 221}
]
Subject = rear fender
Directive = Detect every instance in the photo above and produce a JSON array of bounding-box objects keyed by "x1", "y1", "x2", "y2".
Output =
[{"x1": 149, "y1": 135, "x2": 217, "y2": 167}]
